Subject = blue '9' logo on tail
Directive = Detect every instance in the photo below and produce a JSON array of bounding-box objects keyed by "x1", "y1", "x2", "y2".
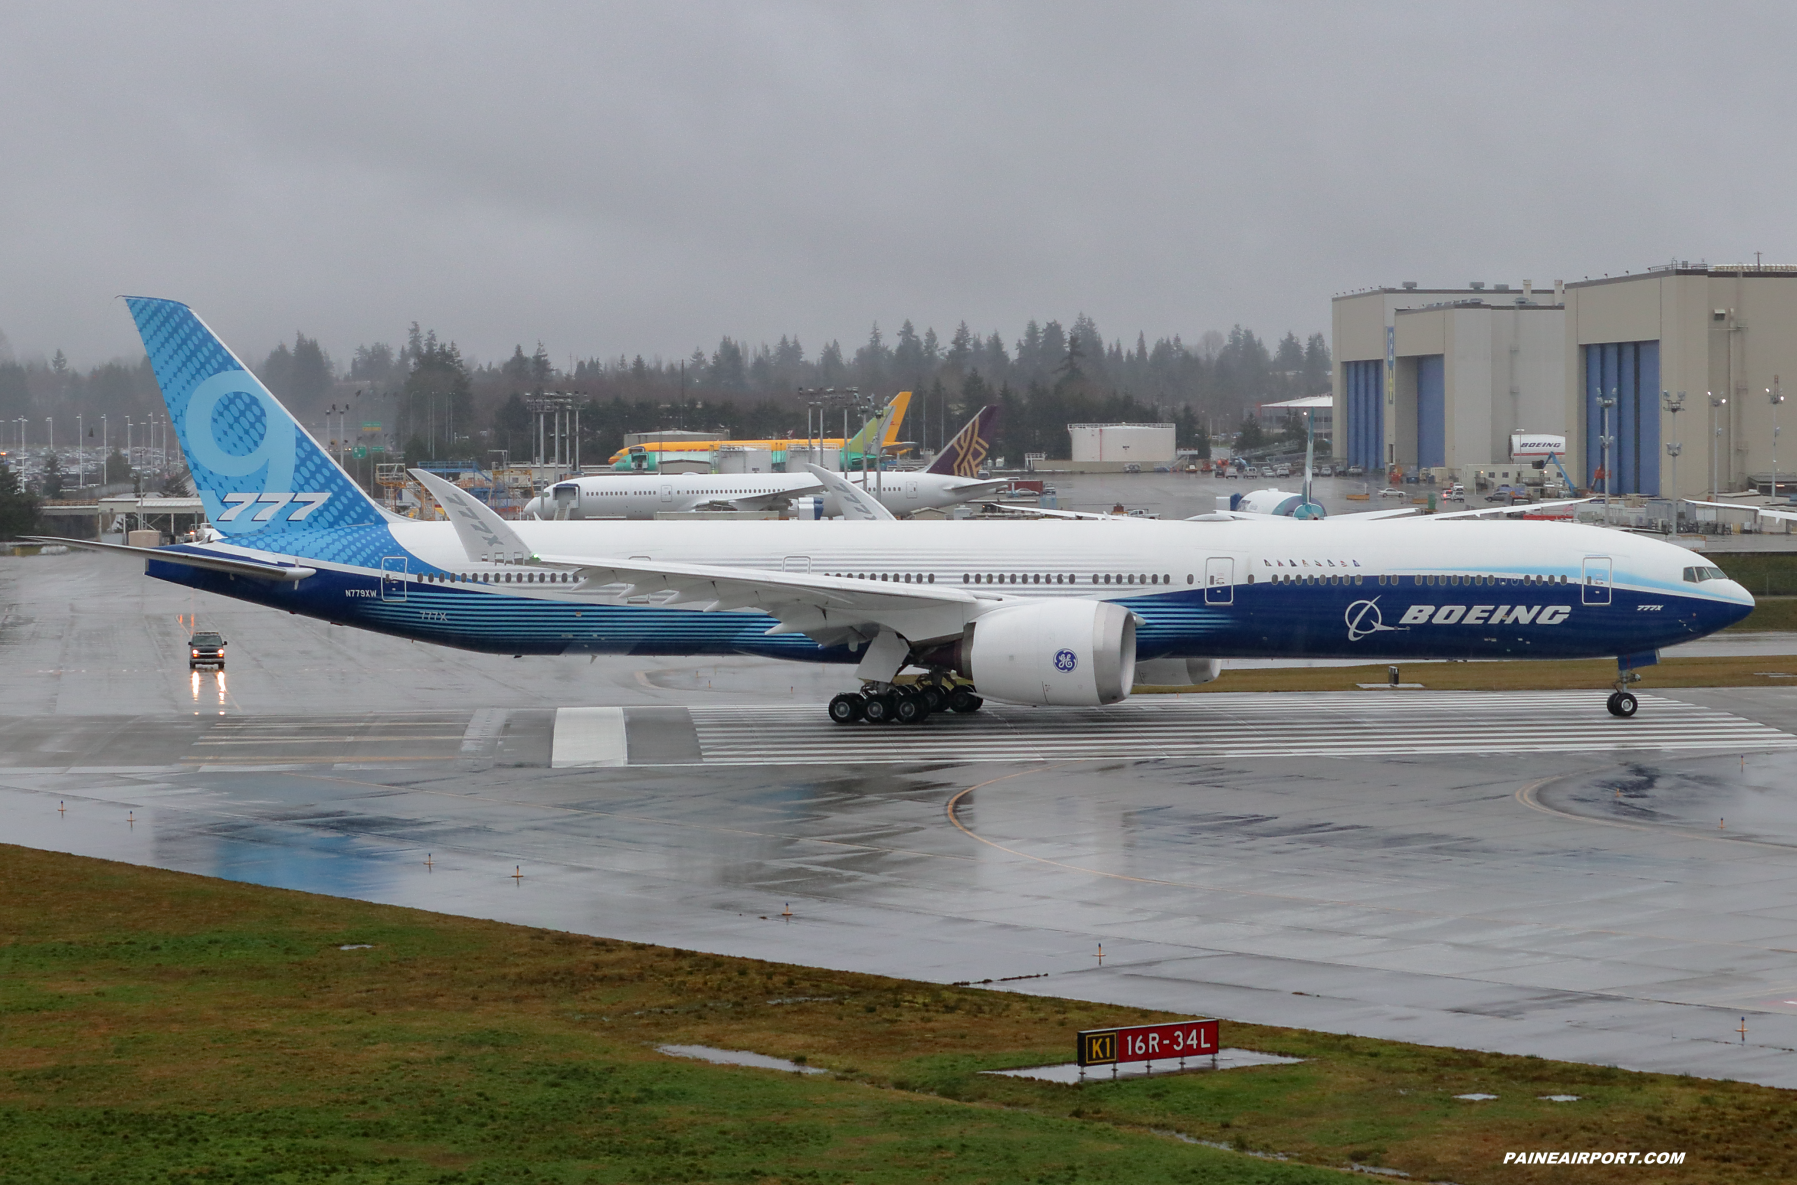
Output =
[{"x1": 124, "y1": 297, "x2": 385, "y2": 538}]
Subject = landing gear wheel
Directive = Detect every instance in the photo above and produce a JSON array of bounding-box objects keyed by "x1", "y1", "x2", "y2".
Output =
[
  {"x1": 828, "y1": 693, "x2": 865, "y2": 724},
  {"x1": 1607, "y1": 690, "x2": 1638, "y2": 718},
  {"x1": 893, "y1": 693, "x2": 929, "y2": 724},
  {"x1": 918, "y1": 685, "x2": 945, "y2": 712},
  {"x1": 862, "y1": 693, "x2": 897, "y2": 724},
  {"x1": 947, "y1": 688, "x2": 984, "y2": 714}
]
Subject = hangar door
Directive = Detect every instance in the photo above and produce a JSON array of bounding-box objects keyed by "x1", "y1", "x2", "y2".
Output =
[
  {"x1": 1343, "y1": 359, "x2": 1384, "y2": 472},
  {"x1": 1416, "y1": 354, "x2": 1445, "y2": 469},
  {"x1": 1582, "y1": 341, "x2": 1661, "y2": 495}
]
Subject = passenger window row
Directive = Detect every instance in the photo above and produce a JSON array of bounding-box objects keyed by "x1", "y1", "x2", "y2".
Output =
[
  {"x1": 819, "y1": 572, "x2": 1196, "y2": 587},
  {"x1": 1273, "y1": 573, "x2": 1360, "y2": 586},
  {"x1": 424, "y1": 571, "x2": 576, "y2": 585},
  {"x1": 1272, "y1": 573, "x2": 1575, "y2": 587}
]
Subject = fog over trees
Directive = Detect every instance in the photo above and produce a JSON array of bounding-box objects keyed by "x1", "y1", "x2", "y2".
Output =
[{"x1": 1, "y1": 314, "x2": 1329, "y2": 466}]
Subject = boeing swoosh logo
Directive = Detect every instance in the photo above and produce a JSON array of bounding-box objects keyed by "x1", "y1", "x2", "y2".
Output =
[{"x1": 1345, "y1": 598, "x2": 1406, "y2": 642}]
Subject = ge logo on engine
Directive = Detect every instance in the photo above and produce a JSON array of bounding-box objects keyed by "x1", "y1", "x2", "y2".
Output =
[{"x1": 1053, "y1": 648, "x2": 1079, "y2": 672}]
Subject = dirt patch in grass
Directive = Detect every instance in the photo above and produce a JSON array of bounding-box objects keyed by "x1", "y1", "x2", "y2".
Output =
[{"x1": 1, "y1": 843, "x2": 1790, "y2": 1183}]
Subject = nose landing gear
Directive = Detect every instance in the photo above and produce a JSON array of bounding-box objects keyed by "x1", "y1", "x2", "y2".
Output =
[{"x1": 1606, "y1": 659, "x2": 1646, "y2": 718}]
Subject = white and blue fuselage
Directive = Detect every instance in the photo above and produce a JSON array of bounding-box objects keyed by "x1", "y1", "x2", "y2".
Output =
[{"x1": 151, "y1": 514, "x2": 1751, "y2": 665}]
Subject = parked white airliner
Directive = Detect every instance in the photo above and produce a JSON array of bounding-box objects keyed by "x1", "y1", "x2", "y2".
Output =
[{"x1": 520, "y1": 406, "x2": 1006, "y2": 520}]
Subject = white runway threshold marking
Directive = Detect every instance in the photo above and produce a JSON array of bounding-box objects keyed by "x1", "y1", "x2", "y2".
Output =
[
  {"x1": 551, "y1": 706, "x2": 628, "y2": 767},
  {"x1": 673, "y1": 691, "x2": 1797, "y2": 765}
]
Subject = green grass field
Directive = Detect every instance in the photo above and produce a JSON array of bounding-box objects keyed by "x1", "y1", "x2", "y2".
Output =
[
  {"x1": 1730, "y1": 596, "x2": 1797, "y2": 631},
  {"x1": 2, "y1": 844, "x2": 1793, "y2": 1183},
  {"x1": 1137, "y1": 651, "x2": 1797, "y2": 694}
]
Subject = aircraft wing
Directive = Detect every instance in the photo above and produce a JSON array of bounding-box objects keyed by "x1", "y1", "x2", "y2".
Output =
[
  {"x1": 1683, "y1": 497, "x2": 1797, "y2": 522},
  {"x1": 537, "y1": 550, "x2": 997, "y2": 657},
  {"x1": 1414, "y1": 497, "x2": 1597, "y2": 521},
  {"x1": 942, "y1": 478, "x2": 1011, "y2": 500},
  {"x1": 979, "y1": 503, "x2": 1124, "y2": 521},
  {"x1": 29, "y1": 536, "x2": 316, "y2": 581},
  {"x1": 1333, "y1": 497, "x2": 1597, "y2": 522},
  {"x1": 414, "y1": 464, "x2": 980, "y2": 654},
  {"x1": 1183, "y1": 511, "x2": 1288, "y2": 521},
  {"x1": 726, "y1": 481, "x2": 824, "y2": 511}
]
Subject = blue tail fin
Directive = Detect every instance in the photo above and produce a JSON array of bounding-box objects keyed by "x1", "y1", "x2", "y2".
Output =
[{"x1": 125, "y1": 298, "x2": 387, "y2": 539}]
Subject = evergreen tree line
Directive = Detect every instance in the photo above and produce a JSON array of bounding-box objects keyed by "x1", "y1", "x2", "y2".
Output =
[
  {"x1": 0, "y1": 314, "x2": 1329, "y2": 473},
  {"x1": 364, "y1": 315, "x2": 1329, "y2": 467},
  {"x1": 0, "y1": 350, "x2": 164, "y2": 436}
]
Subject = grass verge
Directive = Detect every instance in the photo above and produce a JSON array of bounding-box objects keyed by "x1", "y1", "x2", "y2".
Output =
[
  {"x1": 1136, "y1": 652, "x2": 1797, "y2": 694},
  {"x1": 1, "y1": 843, "x2": 1791, "y2": 1183},
  {"x1": 1728, "y1": 597, "x2": 1797, "y2": 631}
]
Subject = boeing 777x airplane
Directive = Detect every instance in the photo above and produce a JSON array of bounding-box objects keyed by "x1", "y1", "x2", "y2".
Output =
[{"x1": 43, "y1": 298, "x2": 1754, "y2": 726}]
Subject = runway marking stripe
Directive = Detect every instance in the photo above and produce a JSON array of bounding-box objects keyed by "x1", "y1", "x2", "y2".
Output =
[
  {"x1": 672, "y1": 693, "x2": 1797, "y2": 765},
  {"x1": 552, "y1": 706, "x2": 628, "y2": 768}
]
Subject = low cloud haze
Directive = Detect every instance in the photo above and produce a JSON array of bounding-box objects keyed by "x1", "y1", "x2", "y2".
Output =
[{"x1": 4, "y1": 2, "x2": 1794, "y2": 367}]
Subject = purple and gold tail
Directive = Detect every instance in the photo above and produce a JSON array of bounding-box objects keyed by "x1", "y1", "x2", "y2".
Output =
[{"x1": 926, "y1": 405, "x2": 1000, "y2": 477}]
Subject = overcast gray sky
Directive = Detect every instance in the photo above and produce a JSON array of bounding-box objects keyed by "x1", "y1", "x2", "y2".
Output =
[{"x1": 5, "y1": 2, "x2": 1794, "y2": 369}]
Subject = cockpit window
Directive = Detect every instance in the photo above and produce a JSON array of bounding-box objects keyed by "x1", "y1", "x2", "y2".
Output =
[{"x1": 1682, "y1": 565, "x2": 1727, "y2": 583}]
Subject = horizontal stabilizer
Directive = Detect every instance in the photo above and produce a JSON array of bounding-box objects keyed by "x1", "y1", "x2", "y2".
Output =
[{"x1": 30, "y1": 536, "x2": 315, "y2": 581}]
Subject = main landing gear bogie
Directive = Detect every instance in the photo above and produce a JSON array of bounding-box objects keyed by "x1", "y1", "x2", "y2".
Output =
[{"x1": 828, "y1": 682, "x2": 982, "y2": 725}]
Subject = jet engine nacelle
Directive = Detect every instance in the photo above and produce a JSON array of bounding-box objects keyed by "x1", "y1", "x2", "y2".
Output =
[
  {"x1": 1237, "y1": 487, "x2": 1325, "y2": 518},
  {"x1": 938, "y1": 600, "x2": 1137, "y2": 706},
  {"x1": 1133, "y1": 656, "x2": 1221, "y2": 688}
]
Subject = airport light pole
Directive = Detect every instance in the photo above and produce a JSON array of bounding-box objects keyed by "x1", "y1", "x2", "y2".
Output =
[
  {"x1": 1770, "y1": 377, "x2": 1784, "y2": 501},
  {"x1": 1598, "y1": 393, "x2": 1615, "y2": 524},
  {"x1": 1663, "y1": 390, "x2": 1684, "y2": 527},
  {"x1": 1710, "y1": 393, "x2": 1727, "y2": 499},
  {"x1": 1664, "y1": 441, "x2": 1681, "y2": 532}
]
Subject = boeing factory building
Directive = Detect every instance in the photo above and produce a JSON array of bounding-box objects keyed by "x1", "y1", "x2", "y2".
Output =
[{"x1": 1333, "y1": 264, "x2": 1797, "y2": 499}]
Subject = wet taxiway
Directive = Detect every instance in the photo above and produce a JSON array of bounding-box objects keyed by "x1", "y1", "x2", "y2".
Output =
[{"x1": 8, "y1": 550, "x2": 1797, "y2": 1089}]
